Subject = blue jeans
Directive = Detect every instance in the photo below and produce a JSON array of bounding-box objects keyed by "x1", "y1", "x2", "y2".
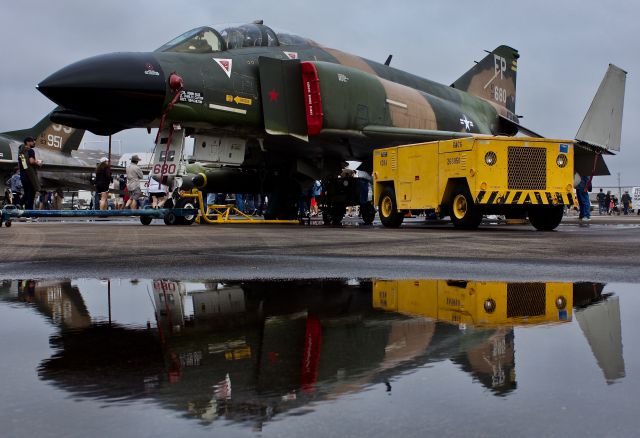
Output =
[{"x1": 576, "y1": 189, "x2": 591, "y2": 219}]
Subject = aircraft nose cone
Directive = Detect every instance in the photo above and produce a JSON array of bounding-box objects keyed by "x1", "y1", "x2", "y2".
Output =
[{"x1": 38, "y1": 53, "x2": 167, "y2": 126}]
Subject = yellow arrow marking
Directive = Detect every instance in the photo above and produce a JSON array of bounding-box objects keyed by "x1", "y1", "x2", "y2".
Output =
[{"x1": 234, "y1": 96, "x2": 252, "y2": 106}]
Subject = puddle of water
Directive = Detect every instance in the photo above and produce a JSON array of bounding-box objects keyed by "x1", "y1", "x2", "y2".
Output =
[{"x1": 1, "y1": 278, "x2": 638, "y2": 437}]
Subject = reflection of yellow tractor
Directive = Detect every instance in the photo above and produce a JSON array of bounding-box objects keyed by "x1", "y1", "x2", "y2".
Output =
[
  {"x1": 373, "y1": 279, "x2": 572, "y2": 327},
  {"x1": 373, "y1": 136, "x2": 575, "y2": 230}
]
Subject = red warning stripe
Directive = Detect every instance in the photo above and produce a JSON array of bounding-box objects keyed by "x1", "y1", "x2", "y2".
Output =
[{"x1": 301, "y1": 62, "x2": 323, "y2": 136}]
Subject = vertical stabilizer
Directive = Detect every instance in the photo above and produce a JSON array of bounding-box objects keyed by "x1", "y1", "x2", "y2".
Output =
[
  {"x1": 451, "y1": 45, "x2": 519, "y2": 113},
  {"x1": 576, "y1": 64, "x2": 626, "y2": 151},
  {"x1": 3, "y1": 109, "x2": 85, "y2": 155}
]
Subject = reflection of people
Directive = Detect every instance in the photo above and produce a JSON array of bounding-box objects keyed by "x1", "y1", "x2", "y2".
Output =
[
  {"x1": 18, "y1": 279, "x2": 36, "y2": 303},
  {"x1": 125, "y1": 155, "x2": 143, "y2": 210},
  {"x1": 575, "y1": 173, "x2": 591, "y2": 222},
  {"x1": 18, "y1": 137, "x2": 42, "y2": 210},
  {"x1": 95, "y1": 157, "x2": 112, "y2": 210}
]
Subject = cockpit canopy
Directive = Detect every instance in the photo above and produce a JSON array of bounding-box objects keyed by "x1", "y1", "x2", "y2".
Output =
[{"x1": 155, "y1": 23, "x2": 312, "y2": 54}]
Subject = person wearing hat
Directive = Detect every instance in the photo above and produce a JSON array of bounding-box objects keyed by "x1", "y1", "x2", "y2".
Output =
[
  {"x1": 94, "y1": 157, "x2": 112, "y2": 210},
  {"x1": 125, "y1": 154, "x2": 144, "y2": 209},
  {"x1": 18, "y1": 137, "x2": 42, "y2": 209}
]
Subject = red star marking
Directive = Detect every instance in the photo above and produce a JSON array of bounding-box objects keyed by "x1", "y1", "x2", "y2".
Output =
[{"x1": 269, "y1": 89, "x2": 279, "y2": 102}]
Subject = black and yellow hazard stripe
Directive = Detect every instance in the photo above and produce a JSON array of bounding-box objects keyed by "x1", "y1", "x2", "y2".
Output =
[{"x1": 475, "y1": 190, "x2": 574, "y2": 206}]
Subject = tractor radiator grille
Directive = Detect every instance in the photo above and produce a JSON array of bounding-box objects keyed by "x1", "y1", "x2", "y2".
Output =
[
  {"x1": 507, "y1": 283, "x2": 546, "y2": 318},
  {"x1": 508, "y1": 147, "x2": 546, "y2": 190}
]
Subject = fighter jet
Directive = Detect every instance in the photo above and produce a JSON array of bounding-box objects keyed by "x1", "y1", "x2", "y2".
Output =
[
  {"x1": 37, "y1": 21, "x2": 624, "y2": 218},
  {"x1": 0, "y1": 110, "x2": 114, "y2": 196}
]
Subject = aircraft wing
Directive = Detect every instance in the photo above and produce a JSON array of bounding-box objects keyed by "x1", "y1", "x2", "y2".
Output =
[
  {"x1": 1, "y1": 160, "x2": 124, "y2": 174},
  {"x1": 360, "y1": 125, "x2": 473, "y2": 142},
  {"x1": 259, "y1": 57, "x2": 476, "y2": 145}
]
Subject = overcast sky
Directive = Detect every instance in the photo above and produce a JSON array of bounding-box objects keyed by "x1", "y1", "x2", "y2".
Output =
[{"x1": 1, "y1": 0, "x2": 637, "y2": 187}]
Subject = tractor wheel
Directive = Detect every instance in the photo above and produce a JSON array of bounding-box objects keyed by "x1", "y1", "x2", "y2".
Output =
[
  {"x1": 450, "y1": 188, "x2": 482, "y2": 229},
  {"x1": 140, "y1": 216, "x2": 153, "y2": 226},
  {"x1": 378, "y1": 187, "x2": 404, "y2": 228},
  {"x1": 528, "y1": 206, "x2": 564, "y2": 231}
]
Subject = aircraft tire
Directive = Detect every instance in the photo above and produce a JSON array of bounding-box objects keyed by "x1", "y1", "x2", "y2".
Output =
[
  {"x1": 330, "y1": 204, "x2": 346, "y2": 226},
  {"x1": 378, "y1": 187, "x2": 404, "y2": 228},
  {"x1": 361, "y1": 202, "x2": 376, "y2": 225},
  {"x1": 449, "y1": 189, "x2": 481, "y2": 229},
  {"x1": 5, "y1": 221, "x2": 9, "y2": 228},
  {"x1": 175, "y1": 198, "x2": 198, "y2": 225},
  {"x1": 528, "y1": 206, "x2": 564, "y2": 231},
  {"x1": 321, "y1": 210, "x2": 331, "y2": 225}
]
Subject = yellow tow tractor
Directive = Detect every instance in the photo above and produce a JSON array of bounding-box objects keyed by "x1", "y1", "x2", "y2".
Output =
[{"x1": 373, "y1": 136, "x2": 575, "y2": 231}]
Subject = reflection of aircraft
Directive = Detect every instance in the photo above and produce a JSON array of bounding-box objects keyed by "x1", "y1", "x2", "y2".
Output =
[
  {"x1": 0, "y1": 110, "x2": 116, "y2": 196},
  {"x1": 1, "y1": 279, "x2": 91, "y2": 329},
  {"x1": 573, "y1": 282, "x2": 625, "y2": 383},
  {"x1": 0, "y1": 278, "x2": 618, "y2": 427},
  {"x1": 37, "y1": 22, "x2": 625, "y2": 217}
]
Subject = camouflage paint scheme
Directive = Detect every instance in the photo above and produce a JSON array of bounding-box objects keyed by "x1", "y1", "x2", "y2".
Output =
[{"x1": 39, "y1": 22, "x2": 520, "y2": 179}]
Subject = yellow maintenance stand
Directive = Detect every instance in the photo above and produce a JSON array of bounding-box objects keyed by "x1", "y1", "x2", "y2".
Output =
[
  {"x1": 178, "y1": 190, "x2": 299, "y2": 225},
  {"x1": 373, "y1": 136, "x2": 575, "y2": 230}
]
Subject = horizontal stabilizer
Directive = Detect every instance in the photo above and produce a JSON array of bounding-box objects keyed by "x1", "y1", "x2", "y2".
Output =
[
  {"x1": 574, "y1": 144, "x2": 611, "y2": 176},
  {"x1": 576, "y1": 64, "x2": 626, "y2": 151},
  {"x1": 498, "y1": 115, "x2": 543, "y2": 138}
]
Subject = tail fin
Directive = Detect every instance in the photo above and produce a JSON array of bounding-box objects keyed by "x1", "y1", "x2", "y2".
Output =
[
  {"x1": 4, "y1": 108, "x2": 85, "y2": 155},
  {"x1": 575, "y1": 64, "x2": 626, "y2": 152},
  {"x1": 451, "y1": 45, "x2": 519, "y2": 113}
]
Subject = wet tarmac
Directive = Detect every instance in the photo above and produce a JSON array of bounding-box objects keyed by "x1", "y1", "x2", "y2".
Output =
[
  {"x1": 1, "y1": 215, "x2": 640, "y2": 281},
  {"x1": 1, "y1": 278, "x2": 638, "y2": 438}
]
